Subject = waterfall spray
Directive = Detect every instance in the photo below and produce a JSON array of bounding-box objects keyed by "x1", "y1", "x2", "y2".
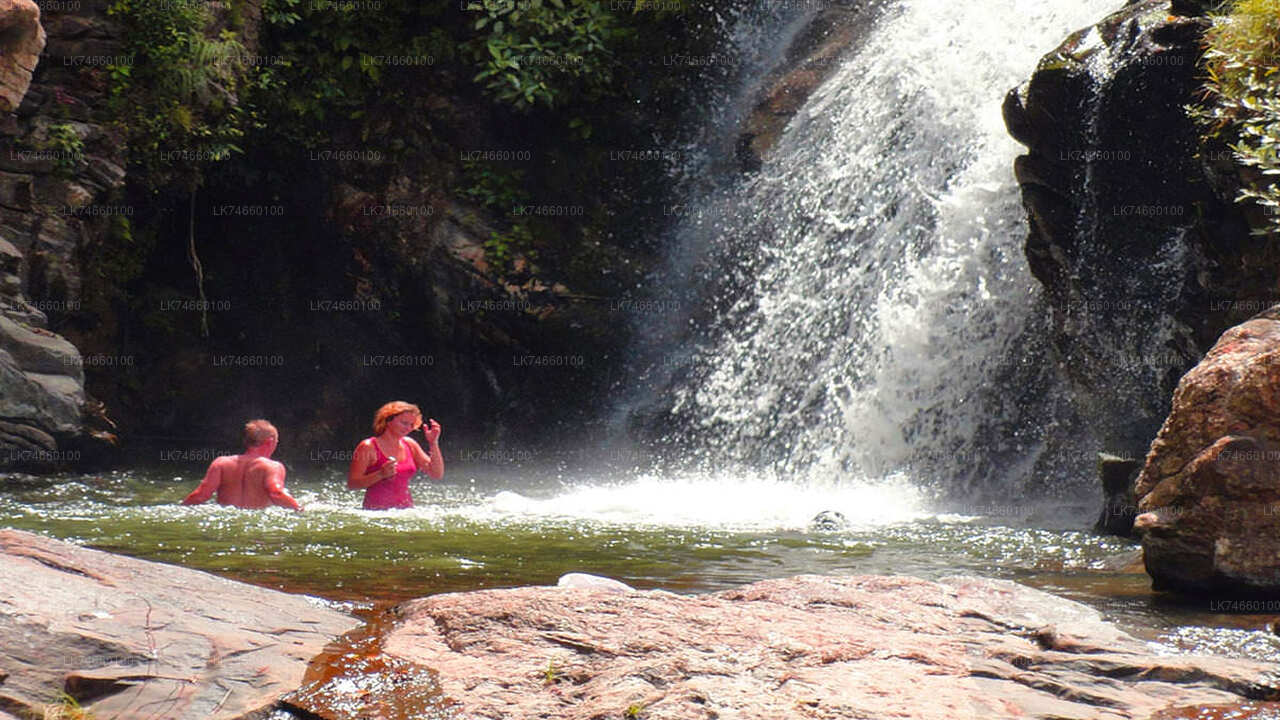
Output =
[{"x1": 630, "y1": 0, "x2": 1122, "y2": 501}]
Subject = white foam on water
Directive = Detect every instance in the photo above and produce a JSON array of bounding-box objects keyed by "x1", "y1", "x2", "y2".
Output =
[{"x1": 473, "y1": 471, "x2": 928, "y2": 531}]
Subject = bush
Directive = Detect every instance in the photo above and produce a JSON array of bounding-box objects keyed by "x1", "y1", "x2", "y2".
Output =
[
  {"x1": 465, "y1": 0, "x2": 624, "y2": 111},
  {"x1": 254, "y1": 0, "x2": 457, "y2": 147},
  {"x1": 107, "y1": 0, "x2": 248, "y2": 191},
  {"x1": 43, "y1": 123, "x2": 84, "y2": 178},
  {"x1": 1196, "y1": 0, "x2": 1280, "y2": 234}
]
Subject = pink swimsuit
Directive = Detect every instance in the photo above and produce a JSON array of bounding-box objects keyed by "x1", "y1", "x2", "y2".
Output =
[{"x1": 362, "y1": 437, "x2": 417, "y2": 510}]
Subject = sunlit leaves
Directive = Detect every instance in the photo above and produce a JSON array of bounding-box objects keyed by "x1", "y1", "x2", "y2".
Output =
[
  {"x1": 1192, "y1": 0, "x2": 1280, "y2": 236},
  {"x1": 464, "y1": 0, "x2": 625, "y2": 111},
  {"x1": 107, "y1": 0, "x2": 248, "y2": 191}
]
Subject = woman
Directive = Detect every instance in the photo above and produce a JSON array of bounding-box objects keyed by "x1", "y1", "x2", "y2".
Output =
[{"x1": 348, "y1": 401, "x2": 444, "y2": 509}]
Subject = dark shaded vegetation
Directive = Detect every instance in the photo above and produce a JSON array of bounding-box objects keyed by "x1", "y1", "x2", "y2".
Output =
[{"x1": 79, "y1": 0, "x2": 749, "y2": 450}]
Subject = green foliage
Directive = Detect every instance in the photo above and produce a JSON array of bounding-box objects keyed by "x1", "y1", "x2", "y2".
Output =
[
  {"x1": 465, "y1": 0, "x2": 626, "y2": 110},
  {"x1": 254, "y1": 0, "x2": 455, "y2": 146},
  {"x1": 485, "y1": 223, "x2": 536, "y2": 276},
  {"x1": 458, "y1": 159, "x2": 538, "y2": 277},
  {"x1": 1194, "y1": 0, "x2": 1280, "y2": 234},
  {"x1": 34, "y1": 692, "x2": 96, "y2": 719},
  {"x1": 542, "y1": 658, "x2": 560, "y2": 684},
  {"x1": 107, "y1": 0, "x2": 248, "y2": 191},
  {"x1": 43, "y1": 123, "x2": 84, "y2": 177},
  {"x1": 459, "y1": 158, "x2": 530, "y2": 211},
  {"x1": 624, "y1": 703, "x2": 645, "y2": 719},
  {"x1": 92, "y1": 215, "x2": 152, "y2": 286}
]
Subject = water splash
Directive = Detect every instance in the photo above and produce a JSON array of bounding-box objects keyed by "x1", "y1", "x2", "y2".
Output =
[
  {"x1": 484, "y1": 471, "x2": 927, "y2": 530},
  {"x1": 632, "y1": 0, "x2": 1121, "y2": 499}
]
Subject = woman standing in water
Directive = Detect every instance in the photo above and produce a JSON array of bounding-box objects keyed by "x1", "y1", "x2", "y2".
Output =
[{"x1": 348, "y1": 401, "x2": 444, "y2": 509}]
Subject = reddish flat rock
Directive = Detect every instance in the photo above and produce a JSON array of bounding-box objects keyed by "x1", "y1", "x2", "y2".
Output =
[
  {"x1": 291, "y1": 574, "x2": 1279, "y2": 720},
  {"x1": 0, "y1": 529, "x2": 360, "y2": 719}
]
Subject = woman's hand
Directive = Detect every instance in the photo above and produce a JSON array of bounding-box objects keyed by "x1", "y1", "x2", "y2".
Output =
[
  {"x1": 379, "y1": 460, "x2": 398, "y2": 479},
  {"x1": 422, "y1": 419, "x2": 442, "y2": 444}
]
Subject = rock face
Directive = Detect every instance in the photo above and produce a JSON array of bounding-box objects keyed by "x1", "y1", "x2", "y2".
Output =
[
  {"x1": 0, "y1": 529, "x2": 360, "y2": 719},
  {"x1": 0, "y1": 0, "x2": 124, "y2": 466},
  {"x1": 290, "y1": 574, "x2": 1279, "y2": 720},
  {"x1": 0, "y1": 0, "x2": 43, "y2": 113},
  {"x1": 1133, "y1": 308, "x2": 1280, "y2": 593},
  {"x1": 1003, "y1": 0, "x2": 1273, "y2": 459}
]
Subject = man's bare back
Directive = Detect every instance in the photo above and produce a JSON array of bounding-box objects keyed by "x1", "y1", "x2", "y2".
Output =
[
  {"x1": 182, "y1": 420, "x2": 302, "y2": 511},
  {"x1": 183, "y1": 455, "x2": 298, "y2": 509}
]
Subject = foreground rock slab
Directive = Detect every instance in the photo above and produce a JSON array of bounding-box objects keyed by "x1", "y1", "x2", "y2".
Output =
[
  {"x1": 0, "y1": 529, "x2": 360, "y2": 719},
  {"x1": 1134, "y1": 307, "x2": 1280, "y2": 593},
  {"x1": 292, "y1": 574, "x2": 1279, "y2": 720}
]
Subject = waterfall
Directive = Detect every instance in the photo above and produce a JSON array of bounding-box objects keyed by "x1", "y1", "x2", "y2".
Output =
[{"x1": 628, "y1": 0, "x2": 1124, "y2": 501}]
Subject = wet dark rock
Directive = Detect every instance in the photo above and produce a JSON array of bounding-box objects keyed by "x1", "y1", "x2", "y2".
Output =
[
  {"x1": 290, "y1": 574, "x2": 1280, "y2": 719},
  {"x1": 1003, "y1": 0, "x2": 1269, "y2": 459},
  {"x1": 809, "y1": 509, "x2": 850, "y2": 531},
  {"x1": 0, "y1": 417, "x2": 54, "y2": 450},
  {"x1": 0, "y1": 529, "x2": 359, "y2": 719},
  {"x1": 1170, "y1": 0, "x2": 1213, "y2": 15},
  {"x1": 0, "y1": 226, "x2": 84, "y2": 461},
  {"x1": 0, "y1": 170, "x2": 34, "y2": 211},
  {"x1": 1095, "y1": 452, "x2": 1141, "y2": 537}
]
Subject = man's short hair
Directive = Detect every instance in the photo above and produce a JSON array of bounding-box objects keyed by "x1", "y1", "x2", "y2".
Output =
[{"x1": 243, "y1": 419, "x2": 278, "y2": 448}]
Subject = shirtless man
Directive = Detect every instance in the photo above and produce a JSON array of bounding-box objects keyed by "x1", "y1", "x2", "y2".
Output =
[{"x1": 182, "y1": 419, "x2": 302, "y2": 511}]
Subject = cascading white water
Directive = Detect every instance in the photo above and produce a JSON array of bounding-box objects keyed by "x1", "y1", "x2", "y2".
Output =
[{"x1": 644, "y1": 0, "x2": 1123, "y2": 499}]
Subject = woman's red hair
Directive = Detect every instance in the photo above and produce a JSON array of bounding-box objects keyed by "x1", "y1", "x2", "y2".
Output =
[{"x1": 372, "y1": 401, "x2": 422, "y2": 435}]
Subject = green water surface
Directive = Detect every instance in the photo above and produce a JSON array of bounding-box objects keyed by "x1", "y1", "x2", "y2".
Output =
[{"x1": 4, "y1": 465, "x2": 1280, "y2": 663}]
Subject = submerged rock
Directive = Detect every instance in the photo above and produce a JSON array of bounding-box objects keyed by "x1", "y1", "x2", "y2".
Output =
[
  {"x1": 1095, "y1": 453, "x2": 1141, "y2": 537},
  {"x1": 1134, "y1": 308, "x2": 1280, "y2": 593},
  {"x1": 291, "y1": 574, "x2": 1278, "y2": 720},
  {"x1": 0, "y1": 529, "x2": 359, "y2": 719},
  {"x1": 809, "y1": 509, "x2": 850, "y2": 531}
]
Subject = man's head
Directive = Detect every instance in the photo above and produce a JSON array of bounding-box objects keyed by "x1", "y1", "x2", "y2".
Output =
[
  {"x1": 242, "y1": 419, "x2": 279, "y2": 452},
  {"x1": 373, "y1": 401, "x2": 423, "y2": 435}
]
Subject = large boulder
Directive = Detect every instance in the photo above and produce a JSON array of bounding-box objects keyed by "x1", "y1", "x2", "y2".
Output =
[
  {"x1": 288, "y1": 574, "x2": 1279, "y2": 720},
  {"x1": 1003, "y1": 0, "x2": 1272, "y2": 459},
  {"x1": 0, "y1": 529, "x2": 360, "y2": 719},
  {"x1": 0, "y1": 0, "x2": 43, "y2": 113},
  {"x1": 1133, "y1": 307, "x2": 1280, "y2": 593}
]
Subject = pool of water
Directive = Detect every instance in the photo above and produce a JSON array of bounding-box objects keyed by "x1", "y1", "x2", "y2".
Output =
[{"x1": 4, "y1": 463, "x2": 1280, "y2": 663}]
